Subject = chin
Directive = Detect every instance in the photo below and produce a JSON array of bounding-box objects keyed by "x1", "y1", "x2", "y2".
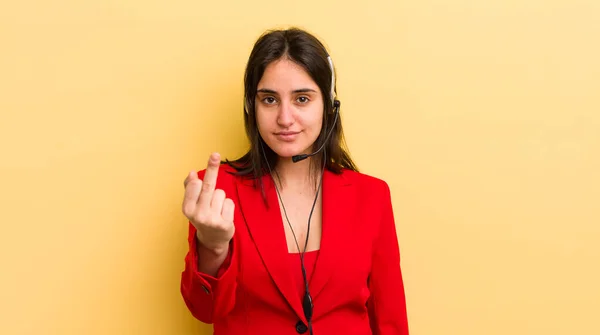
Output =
[
  {"x1": 266, "y1": 141, "x2": 308, "y2": 159},
  {"x1": 272, "y1": 148, "x2": 302, "y2": 159}
]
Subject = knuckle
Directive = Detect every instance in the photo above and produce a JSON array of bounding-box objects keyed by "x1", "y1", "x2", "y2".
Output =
[
  {"x1": 214, "y1": 189, "x2": 225, "y2": 198},
  {"x1": 182, "y1": 204, "x2": 192, "y2": 217},
  {"x1": 188, "y1": 179, "x2": 201, "y2": 188},
  {"x1": 194, "y1": 212, "x2": 209, "y2": 225},
  {"x1": 182, "y1": 201, "x2": 195, "y2": 217},
  {"x1": 201, "y1": 181, "x2": 213, "y2": 191},
  {"x1": 210, "y1": 214, "x2": 223, "y2": 225}
]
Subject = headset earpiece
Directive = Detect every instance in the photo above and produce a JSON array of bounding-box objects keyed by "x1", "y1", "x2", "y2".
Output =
[{"x1": 327, "y1": 55, "x2": 338, "y2": 111}]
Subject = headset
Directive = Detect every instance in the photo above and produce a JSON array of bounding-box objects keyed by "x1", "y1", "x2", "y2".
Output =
[
  {"x1": 256, "y1": 53, "x2": 340, "y2": 334},
  {"x1": 292, "y1": 55, "x2": 341, "y2": 163}
]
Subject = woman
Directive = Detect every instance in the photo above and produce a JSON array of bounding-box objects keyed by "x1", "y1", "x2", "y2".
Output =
[{"x1": 180, "y1": 27, "x2": 409, "y2": 335}]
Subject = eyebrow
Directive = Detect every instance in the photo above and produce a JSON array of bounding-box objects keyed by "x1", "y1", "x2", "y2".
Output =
[{"x1": 256, "y1": 88, "x2": 318, "y2": 94}]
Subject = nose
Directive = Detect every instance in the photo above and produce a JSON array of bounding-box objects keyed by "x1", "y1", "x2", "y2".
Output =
[{"x1": 277, "y1": 100, "x2": 294, "y2": 128}]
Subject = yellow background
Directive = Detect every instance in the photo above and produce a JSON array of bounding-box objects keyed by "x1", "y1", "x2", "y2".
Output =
[{"x1": 1, "y1": 0, "x2": 598, "y2": 334}]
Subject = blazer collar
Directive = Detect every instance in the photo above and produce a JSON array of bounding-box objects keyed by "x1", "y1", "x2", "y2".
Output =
[{"x1": 235, "y1": 169, "x2": 354, "y2": 322}]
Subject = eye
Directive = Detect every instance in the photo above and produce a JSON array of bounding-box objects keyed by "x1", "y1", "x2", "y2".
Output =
[
  {"x1": 262, "y1": 96, "x2": 277, "y2": 104},
  {"x1": 297, "y1": 96, "x2": 310, "y2": 104}
]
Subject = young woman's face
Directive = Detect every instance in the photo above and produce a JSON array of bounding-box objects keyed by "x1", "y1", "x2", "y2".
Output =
[{"x1": 255, "y1": 58, "x2": 324, "y2": 160}]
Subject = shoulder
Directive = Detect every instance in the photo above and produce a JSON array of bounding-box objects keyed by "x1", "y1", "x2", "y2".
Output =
[
  {"x1": 338, "y1": 169, "x2": 395, "y2": 230},
  {"x1": 339, "y1": 168, "x2": 391, "y2": 196}
]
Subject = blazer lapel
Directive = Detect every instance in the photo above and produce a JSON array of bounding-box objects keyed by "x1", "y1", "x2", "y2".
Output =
[
  {"x1": 309, "y1": 169, "x2": 354, "y2": 301},
  {"x1": 234, "y1": 169, "x2": 355, "y2": 321},
  {"x1": 235, "y1": 174, "x2": 306, "y2": 322}
]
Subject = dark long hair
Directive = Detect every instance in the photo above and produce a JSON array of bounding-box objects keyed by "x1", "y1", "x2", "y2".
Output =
[{"x1": 224, "y1": 27, "x2": 358, "y2": 194}]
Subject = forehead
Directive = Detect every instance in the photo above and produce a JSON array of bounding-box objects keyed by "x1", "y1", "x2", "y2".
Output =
[{"x1": 257, "y1": 59, "x2": 320, "y2": 92}]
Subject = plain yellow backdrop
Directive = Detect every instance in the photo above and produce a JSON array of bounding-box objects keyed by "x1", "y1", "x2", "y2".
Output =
[{"x1": 1, "y1": 0, "x2": 598, "y2": 334}]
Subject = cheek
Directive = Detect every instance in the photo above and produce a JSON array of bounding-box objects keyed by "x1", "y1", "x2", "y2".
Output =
[
  {"x1": 303, "y1": 112, "x2": 324, "y2": 134},
  {"x1": 255, "y1": 112, "x2": 270, "y2": 132}
]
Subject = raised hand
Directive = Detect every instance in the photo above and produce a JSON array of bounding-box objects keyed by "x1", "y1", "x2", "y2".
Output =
[{"x1": 182, "y1": 152, "x2": 235, "y2": 254}]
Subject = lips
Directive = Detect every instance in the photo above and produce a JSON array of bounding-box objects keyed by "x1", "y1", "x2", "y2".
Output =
[{"x1": 275, "y1": 131, "x2": 300, "y2": 142}]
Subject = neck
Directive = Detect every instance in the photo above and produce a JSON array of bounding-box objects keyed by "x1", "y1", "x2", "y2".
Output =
[{"x1": 273, "y1": 156, "x2": 320, "y2": 191}]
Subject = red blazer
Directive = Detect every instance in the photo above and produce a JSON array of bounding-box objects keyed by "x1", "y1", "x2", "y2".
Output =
[{"x1": 181, "y1": 164, "x2": 409, "y2": 335}]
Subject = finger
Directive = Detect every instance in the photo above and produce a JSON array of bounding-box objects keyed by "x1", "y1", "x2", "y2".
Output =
[
  {"x1": 211, "y1": 189, "x2": 226, "y2": 214},
  {"x1": 183, "y1": 179, "x2": 202, "y2": 217},
  {"x1": 183, "y1": 170, "x2": 197, "y2": 188},
  {"x1": 221, "y1": 198, "x2": 235, "y2": 222},
  {"x1": 197, "y1": 152, "x2": 221, "y2": 208}
]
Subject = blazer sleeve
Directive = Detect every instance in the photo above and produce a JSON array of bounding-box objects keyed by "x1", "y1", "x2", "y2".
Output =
[
  {"x1": 367, "y1": 181, "x2": 410, "y2": 334},
  {"x1": 180, "y1": 168, "x2": 238, "y2": 324}
]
